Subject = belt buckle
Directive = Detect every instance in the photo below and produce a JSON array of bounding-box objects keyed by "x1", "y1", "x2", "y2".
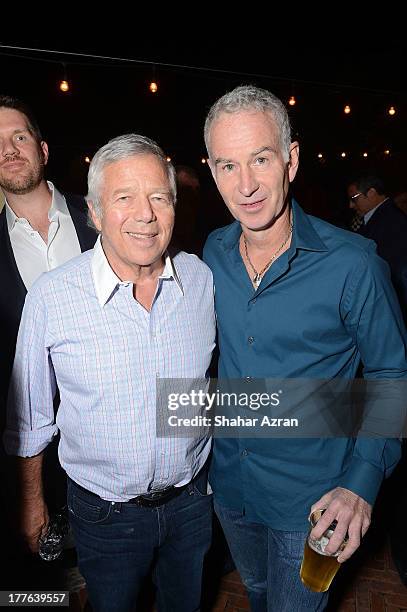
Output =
[{"x1": 137, "y1": 487, "x2": 174, "y2": 508}]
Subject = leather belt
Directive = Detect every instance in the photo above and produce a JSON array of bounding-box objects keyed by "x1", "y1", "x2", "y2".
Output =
[{"x1": 126, "y1": 484, "x2": 188, "y2": 507}]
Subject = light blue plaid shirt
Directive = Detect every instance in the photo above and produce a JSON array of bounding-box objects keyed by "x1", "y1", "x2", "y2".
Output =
[{"x1": 5, "y1": 237, "x2": 216, "y2": 501}]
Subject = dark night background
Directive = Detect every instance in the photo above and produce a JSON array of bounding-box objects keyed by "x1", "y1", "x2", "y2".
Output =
[{"x1": 1, "y1": 32, "x2": 406, "y2": 228}]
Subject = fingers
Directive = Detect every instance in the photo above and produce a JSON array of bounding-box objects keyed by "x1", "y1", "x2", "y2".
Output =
[
  {"x1": 309, "y1": 487, "x2": 372, "y2": 562},
  {"x1": 336, "y1": 517, "x2": 362, "y2": 562}
]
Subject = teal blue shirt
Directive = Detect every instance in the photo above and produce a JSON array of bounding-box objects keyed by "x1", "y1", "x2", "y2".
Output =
[{"x1": 203, "y1": 200, "x2": 407, "y2": 530}]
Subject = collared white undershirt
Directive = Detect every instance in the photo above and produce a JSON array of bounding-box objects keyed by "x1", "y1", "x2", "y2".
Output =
[{"x1": 6, "y1": 181, "x2": 81, "y2": 290}]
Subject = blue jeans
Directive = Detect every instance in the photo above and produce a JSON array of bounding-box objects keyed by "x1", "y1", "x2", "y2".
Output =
[
  {"x1": 67, "y1": 475, "x2": 212, "y2": 612},
  {"x1": 215, "y1": 500, "x2": 329, "y2": 612}
]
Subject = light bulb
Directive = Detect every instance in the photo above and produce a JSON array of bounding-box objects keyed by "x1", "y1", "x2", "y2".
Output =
[
  {"x1": 344, "y1": 105, "x2": 351, "y2": 114},
  {"x1": 149, "y1": 81, "x2": 158, "y2": 93},
  {"x1": 288, "y1": 95, "x2": 296, "y2": 106},
  {"x1": 341, "y1": 152, "x2": 346, "y2": 158},
  {"x1": 59, "y1": 80, "x2": 69, "y2": 93},
  {"x1": 388, "y1": 106, "x2": 396, "y2": 116}
]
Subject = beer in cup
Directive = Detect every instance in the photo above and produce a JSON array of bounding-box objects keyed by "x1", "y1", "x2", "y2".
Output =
[{"x1": 300, "y1": 509, "x2": 348, "y2": 592}]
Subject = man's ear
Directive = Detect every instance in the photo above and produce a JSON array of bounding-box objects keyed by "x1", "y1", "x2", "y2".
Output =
[
  {"x1": 41, "y1": 141, "x2": 49, "y2": 166},
  {"x1": 87, "y1": 201, "x2": 102, "y2": 232},
  {"x1": 287, "y1": 142, "x2": 299, "y2": 183}
]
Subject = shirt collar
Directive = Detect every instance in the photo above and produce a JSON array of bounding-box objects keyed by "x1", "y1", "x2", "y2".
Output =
[
  {"x1": 91, "y1": 236, "x2": 184, "y2": 306},
  {"x1": 363, "y1": 197, "x2": 389, "y2": 224},
  {"x1": 217, "y1": 198, "x2": 328, "y2": 253},
  {"x1": 5, "y1": 180, "x2": 69, "y2": 232},
  {"x1": 47, "y1": 181, "x2": 70, "y2": 221}
]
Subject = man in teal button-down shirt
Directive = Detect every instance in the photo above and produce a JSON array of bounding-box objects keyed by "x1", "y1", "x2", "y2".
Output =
[{"x1": 203, "y1": 85, "x2": 407, "y2": 612}]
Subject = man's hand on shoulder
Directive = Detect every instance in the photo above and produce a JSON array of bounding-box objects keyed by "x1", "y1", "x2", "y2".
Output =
[{"x1": 309, "y1": 486, "x2": 372, "y2": 562}]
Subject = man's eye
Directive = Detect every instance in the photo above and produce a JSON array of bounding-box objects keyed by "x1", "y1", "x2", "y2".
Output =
[
  {"x1": 222, "y1": 164, "x2": 234, "y2": 172},
  {"x1": 15, "y1": 135, "x2": 27, "y2": 142},
  {"x1": 255, "y1": 157, "x2": 267, "y2": 165},
  {"x1": 151, "y1": 196, "x2": 170, "y2": 204}
]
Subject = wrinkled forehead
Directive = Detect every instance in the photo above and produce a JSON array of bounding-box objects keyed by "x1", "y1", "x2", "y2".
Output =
[{"x1": 207, "y1": 110, "x2": 279, "y2": 158}]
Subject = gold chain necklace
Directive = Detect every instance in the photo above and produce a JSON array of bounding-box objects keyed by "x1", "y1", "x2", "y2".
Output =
[{"x1": 243, "y1": 221, "x2": 293, "y2": 289}]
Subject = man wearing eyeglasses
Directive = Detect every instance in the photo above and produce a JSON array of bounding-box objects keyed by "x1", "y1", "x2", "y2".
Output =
[
  {"x1": 347, "y1": 175, "x2": 407, "y2": 317},
  {"x1": 348, "y1": 174, "x2": 407, "y2": 587}
]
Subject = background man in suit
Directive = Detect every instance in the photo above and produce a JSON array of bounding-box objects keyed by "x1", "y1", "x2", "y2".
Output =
[
  {"x1": 0, "y1": 95, "x2": 96, "y2": 602},
  {"x1": 347, "y1": 175, "x2": 407, "y2": 317},
  {"x1": 348, "y1": 174, "x2": 407, "y2": 586}
]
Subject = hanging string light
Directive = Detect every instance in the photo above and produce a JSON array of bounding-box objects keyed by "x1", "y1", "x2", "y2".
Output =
[
  {"x1": 149, "y1": 65, "x2": 158, "y2": 93},
  {"x1": 59, "y1": 63, "x2": 70, "y2": 93},
  {"x1": 388, "y1": 106, "x2": 396, "y2": 116},
  {"x1": 344, "y1": 104, "x2": 351, "y2": 114},
  {"x1": 288, "y1": 95, "x2": 296, "y2": 106}
]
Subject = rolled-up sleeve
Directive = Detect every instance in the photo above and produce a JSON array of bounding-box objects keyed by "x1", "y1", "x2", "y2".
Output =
[{"x1": 4, "y1": 290, "x2": 57, "y2": 457}]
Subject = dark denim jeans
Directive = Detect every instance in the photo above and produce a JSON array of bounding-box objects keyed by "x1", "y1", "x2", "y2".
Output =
[
  {"x1": 67, "y1": 475, "x2": 212, "y2": 612},
  {"x1": 215, "y1": 500, "x2": 329, "y2": 612}
]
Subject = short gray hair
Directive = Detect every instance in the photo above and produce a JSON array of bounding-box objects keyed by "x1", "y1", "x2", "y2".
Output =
[
  {"x1": 86, "y1": 133, "x2": 177, "y2": 220},
  {"x1": 204, "y1": 85, "x2": 292, "y2": 162}
]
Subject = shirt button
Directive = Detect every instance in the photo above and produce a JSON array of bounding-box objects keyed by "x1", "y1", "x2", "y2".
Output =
[
  {"x1": 248, "y1": 336, "x2": 254, "y2": 344},
  {"x1": 245, "y1": 377, "x2": 253, "y2": 382},
  {"x1": 241, "y1": 449, "x2": 248, "y2": 457}
]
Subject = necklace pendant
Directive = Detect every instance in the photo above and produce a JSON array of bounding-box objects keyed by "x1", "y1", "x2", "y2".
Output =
[{"x1": 253, "y1": 273, "x2": 261, "y2": 288}]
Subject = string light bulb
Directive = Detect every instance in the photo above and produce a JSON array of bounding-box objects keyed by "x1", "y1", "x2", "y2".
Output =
[
  {"x1": 59, "y1": 63, "x2": 70, "y2": 93},
  {"x1": 84, "y1": 156, "x2": 91, "y2": 164},
  {"x1": 362, "y1": 152, "x2": 368, "y2": 158},
  {"x1": 384, "y1": 149, "x2": 390, "y2": 155},
  {"x1": 149, "y1": 81, "x2": 158, "y2": 93},
  {"x1": 388, "y1": 106, "x2": 396, "y2": 116},
  {"x1": 341, "y1": 152, "x2": 347, "y2": 158},
  {"x1": 201, "y1": 158, "x2": 207, "y2": 164},
  {"x1": 166, "y1": 156, "x2": 171, "y2": 162},
  {"x1": 288, "y1": 95, "x2": 296, "y2": 106},
  {"x1": 344, "y1": 105, "x2": 351, "y2": 114}
]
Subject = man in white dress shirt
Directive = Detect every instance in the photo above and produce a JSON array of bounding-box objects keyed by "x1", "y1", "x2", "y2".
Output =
[{"x1": 5, "y1": 133, "x2": 216, "y2": 611}]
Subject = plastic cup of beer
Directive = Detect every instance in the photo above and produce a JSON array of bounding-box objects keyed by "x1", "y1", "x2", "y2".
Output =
[{"x1": 300, "y1": 509, "x2": 348, "y2": 593}]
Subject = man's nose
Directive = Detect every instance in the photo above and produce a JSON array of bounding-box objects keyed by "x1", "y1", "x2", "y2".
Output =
[
  {"x1": 238, "y1": 167, "x2": 259, "y2": 197},
  {"x1": 2, "y1": 138, "x2": 19, "y2": 158},
  {"x1": 134, "y1": 197, "x2": 156, "y2": 223}
]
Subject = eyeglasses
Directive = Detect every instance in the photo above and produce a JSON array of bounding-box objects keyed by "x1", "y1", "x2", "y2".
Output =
[{"x1": 349, "y1": 192, "x2": 363, "y2": 202}]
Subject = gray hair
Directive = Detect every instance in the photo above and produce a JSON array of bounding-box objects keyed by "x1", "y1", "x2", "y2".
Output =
[
  {"x1": 204, "y1": 85, "x2": 292, "y2": 162},
  {"x1": 86, "y1": 133, "x2": 177, "y2": 221}
]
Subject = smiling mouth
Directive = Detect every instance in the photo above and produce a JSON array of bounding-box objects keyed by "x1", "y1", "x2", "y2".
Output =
[{"x1": 126, "y1": 232, "x2": 157, "y2": 239}]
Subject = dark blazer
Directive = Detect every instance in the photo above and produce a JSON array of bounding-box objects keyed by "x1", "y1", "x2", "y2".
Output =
[
  {"x1": 0, "y1": 192, "x2": 97, "y2": 414},
  {"x1": 359, "y1": 198, "x2": 407, "y2": 318}
]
